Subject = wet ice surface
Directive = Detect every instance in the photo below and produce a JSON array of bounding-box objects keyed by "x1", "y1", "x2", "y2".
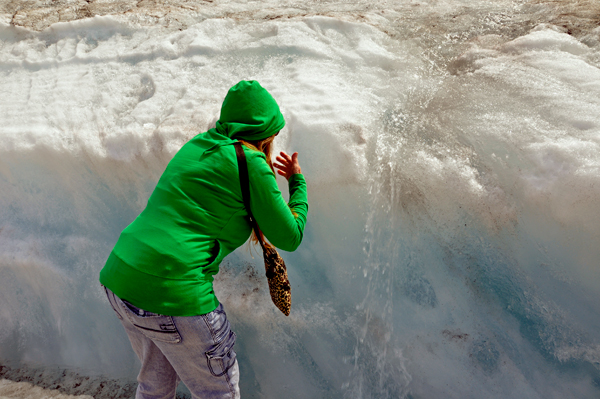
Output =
[
  {"x1": 1, "y1": 0, "x2": 600, "y2": 398},
  {"x1": 0, "y1": 379, "x2": 92, "y2": 399},
  {"x1": 0, "y1": 365, "x2": 136, "y2": 398}
]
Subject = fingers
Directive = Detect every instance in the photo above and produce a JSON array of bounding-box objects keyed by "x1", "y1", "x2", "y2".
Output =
[
  {"x1": 279, "y1": 151, "x2": 292, "y2": 162},
  {"x1": 276, "y1": 152, "x2": 298, "y2": 165},
  {"x1": 276, "y1": 167, "x2": 290, "y2": 180},
  {"x1": 274, "y1": 151, "x2": 300, "y2": 180}
]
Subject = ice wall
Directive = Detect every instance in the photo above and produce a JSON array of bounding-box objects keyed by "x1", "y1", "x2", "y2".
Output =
[{"x1": 1, "y1": 2, "x2": 600, "y2": 397}]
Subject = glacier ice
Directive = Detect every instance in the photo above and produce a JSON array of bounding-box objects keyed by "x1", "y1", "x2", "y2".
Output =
[{"x1": 1, "y1": 1, "x2": 600, "y2": 398}]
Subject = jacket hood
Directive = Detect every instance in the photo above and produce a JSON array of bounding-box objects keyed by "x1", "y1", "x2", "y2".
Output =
[{"x1": 215, "y1": 80, "x2": 285, "y2": 141}]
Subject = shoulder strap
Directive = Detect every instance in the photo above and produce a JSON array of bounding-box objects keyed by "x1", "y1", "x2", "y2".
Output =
[{"x1": 234, "y1": 142, "x2": 266, "y2": 251}]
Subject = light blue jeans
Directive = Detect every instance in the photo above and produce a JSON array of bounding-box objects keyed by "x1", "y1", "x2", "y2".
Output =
[{"x1": 104, "y1": 287, "x2": 240, "y2": 399}]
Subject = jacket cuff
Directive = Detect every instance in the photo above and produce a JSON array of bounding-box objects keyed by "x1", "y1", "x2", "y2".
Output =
[{"x1": 288, "y1": 173, "x2": 306, "y2": 192}]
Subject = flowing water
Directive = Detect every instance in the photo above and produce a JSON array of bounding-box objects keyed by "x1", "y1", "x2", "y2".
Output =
[{"x1": 0, "y1": 0, "x2": 599, "y2": 397}]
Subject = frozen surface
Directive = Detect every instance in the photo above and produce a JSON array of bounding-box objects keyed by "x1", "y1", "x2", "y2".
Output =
[
  {"x1": 0, "y1": 379, "x2": 92, "y2": 399},
  {"x1": 0, "y1": 0, "x2": 600, "y2": 398}
]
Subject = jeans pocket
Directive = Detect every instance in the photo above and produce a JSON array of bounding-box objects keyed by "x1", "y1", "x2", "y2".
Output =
[
  {"x1": 118, "y1": 298, "x2": 182, "y2": 344},
  {"x1": 122, "y1": 299, "x2": 159, "y2": 317},
  {"x1": 129, "y1": 315, "x2": 182, "y2": 344},
  {"x1": 205, "y1": 329, "x2": 237, "y2": 377}
]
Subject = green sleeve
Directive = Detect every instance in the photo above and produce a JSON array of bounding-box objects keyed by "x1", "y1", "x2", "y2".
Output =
[{"x1": 246, "y1": 151, "x2": 308, "y2": 252}]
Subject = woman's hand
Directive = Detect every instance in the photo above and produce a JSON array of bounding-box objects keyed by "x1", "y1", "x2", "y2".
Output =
[{"x1": 274, "y1": 151, "x2": 302, "y2": 181}]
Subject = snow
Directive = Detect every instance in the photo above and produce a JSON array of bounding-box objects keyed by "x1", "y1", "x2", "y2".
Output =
[{"x1": 1, "y1": 1, "x2": 600, "y2": 398}]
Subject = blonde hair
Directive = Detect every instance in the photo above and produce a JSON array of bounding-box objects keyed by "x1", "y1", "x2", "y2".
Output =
[{"x1": 238, "y1": 134, "x2": 277, "y2": 249}]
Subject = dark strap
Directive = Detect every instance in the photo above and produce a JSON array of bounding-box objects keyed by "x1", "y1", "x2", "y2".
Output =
[{"x1": 234, "y1": 142, "x2": 266, "y2": 251}]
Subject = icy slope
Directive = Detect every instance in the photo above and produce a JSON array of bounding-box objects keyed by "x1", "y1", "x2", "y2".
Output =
[{"x1": 0, "y1": 4, "x2": 599, "y2": 398}]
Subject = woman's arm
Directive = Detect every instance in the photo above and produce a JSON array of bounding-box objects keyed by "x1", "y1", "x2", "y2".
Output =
[{"x1": 246, "y1": 150, "x2": 308, "y2": 252}]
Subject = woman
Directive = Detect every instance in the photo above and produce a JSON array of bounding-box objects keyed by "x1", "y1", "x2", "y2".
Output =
[{"x1": 99, "y1": 80, "x2": 308, "y2": 399}]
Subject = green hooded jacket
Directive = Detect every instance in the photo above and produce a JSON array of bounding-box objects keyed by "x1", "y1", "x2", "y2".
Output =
[{"x1": 99, "y1": 81, "x2": 308, "y2": 316}]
